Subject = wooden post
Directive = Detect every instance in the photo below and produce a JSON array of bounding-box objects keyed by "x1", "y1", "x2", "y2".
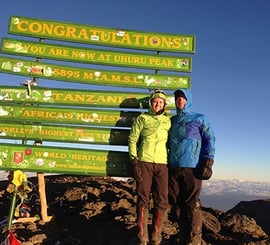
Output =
[
  {"x1": 37, "y1": 173, "x2": 53, "y2": 222},
  {"x1": 34, "y1": 140, "x2": 53, "y2": 223}
]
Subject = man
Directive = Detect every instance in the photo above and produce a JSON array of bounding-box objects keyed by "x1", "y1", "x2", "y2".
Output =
[
  {"x1": 129, "y1": 89, "x2": 171, "y2": 245},
  {"x1": 168, "y1": 89, "x2": 215, "y2": 245}
]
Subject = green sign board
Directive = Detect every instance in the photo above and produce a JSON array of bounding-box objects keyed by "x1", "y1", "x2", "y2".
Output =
[
  {"x1": 1, "y1": 38, "x2": 192, "y2": 72},
  {"x1": 0, "y1": 123, "x2": 129, "y2": 145},
  {"x1": 0, "y1": 105, "x2": 141, "y2": 127},
  {"x1": 0, "y1": 56, "x2": 190, "y2": 89},
  {"x1": 0, "y1": 143, "x2": 131, "y2": 176},
  {"x1": 8, "y1": 16, "x2": 195, "y2": 53},
  {"x1": 0, "y1": 85, "x2": 176, "y2": 109}
]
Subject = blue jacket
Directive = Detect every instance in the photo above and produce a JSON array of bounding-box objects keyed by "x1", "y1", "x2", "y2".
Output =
[{"x1": 168, "y1": 89, "x2": 215, "y2": 168}]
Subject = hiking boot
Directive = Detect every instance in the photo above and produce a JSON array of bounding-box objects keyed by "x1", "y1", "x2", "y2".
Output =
[
  {"x1": 138, "y1": 239, "x2": 148, "y2": 245},
  {"x1": 150, "y1": 208, "x2": 166, "y2": 245},
  {"x1": 137, "y1": 207, "x2": 149, "y2": 244}
]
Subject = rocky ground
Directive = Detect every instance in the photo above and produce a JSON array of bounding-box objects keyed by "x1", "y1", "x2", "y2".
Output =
[{"x1": 0, "y1": 174, "x2": 269, "y2": 245}]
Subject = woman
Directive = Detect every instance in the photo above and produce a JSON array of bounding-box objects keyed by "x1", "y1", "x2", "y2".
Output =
[{"x1": 128, "y1": 89, "x2": 171, "y2": 245}]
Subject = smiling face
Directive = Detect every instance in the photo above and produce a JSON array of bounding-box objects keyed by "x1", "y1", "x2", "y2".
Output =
[
  {"x1": 151, "y1": 97, "x2": 165, "y2": 113},
  {"x1": 175, "y1": 96, "x2": 187, "y2": 110}
]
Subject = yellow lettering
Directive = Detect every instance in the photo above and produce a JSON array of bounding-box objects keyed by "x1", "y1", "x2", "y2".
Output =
[
  {"x1": 47, "y1": 152, "x2": 67, "y2": 159},
  {"x1": 0, "y1": 126, "x2": 33, "y2": 135},
  {"x1": 113, "y1": 55, "x2": 146, "y2": 65},
  {"x1": 39, "y1": 129, "x2": 73, "y2": 137},
  {"x1": 77, "y1": 29, "x2": 88, "y2": 39},
  {"x1": 16, "y1": 20, "x2": 28, "y2": 32},
  {"x1": 14, "y1": 19, "x2": 190, "y2": 51},
  {"x1": 85, "y1": 95, "x2": 95, "y2": 103},
  {"x1": 121, "y1": 34, "x2": 132, "y2": 44},
  {"x1": 98, "y1": 54, "x2": 105, "y2": 61},
  {"x1": 172, "y1": 37, "x2": 181, "y2": 48},
  {"x1": 109, "y1": 32, "x2": 121, "y2": 43},
  {"x1": 21, "y1": 109, "x2": 73, "y2": 120},
  {"x1": 85, "y1": 52, "x2": 96, "y2": 59},
  {"x1": 63, "y1": 26, "x2": 76, "y2": 37},
  {"x1": 133, "y1": 34, "x2": 142, "y2": 45},
  {"x1": 53, "y1": 92, "x2": 64, "y2": 101},
  {"x1": 43, "y1": 23, "x2": 56, "y2": 35},
  {"x1": 34, "y1": 151, "x2": 43, "y2": 157},
  {"x1": 83, "y1": 72, "x2": 94, "y2": 80},
  {"x1": 14, "y1": 19, "x2": 191, "y2": 51},
  {"x1": 48, "y1": 48, "x2": 69, "y2": 56}
]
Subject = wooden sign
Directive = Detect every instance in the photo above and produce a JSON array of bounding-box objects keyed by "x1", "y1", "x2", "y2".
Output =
[
  {"x1": 0, "y1": 143, "x2": 131, "y2": 176},
  {"x1": 0, "y1": 105, "x2": 141, "y2": 127},
  {"x1": 8, "y1": 16, "x2": 196, "y2": 53},
  {"x1": 0, "y1": 122, "x2": 129, "y2": 145},
  {"x1": 1, "y1": 38, "x2": 192, "y2": 72},
  {"x1": 0, "y1": 85, "x2": 176, "y2": 109},
  {"x1": 0, "y1": 56, "x2": 190, "y2": 89}
]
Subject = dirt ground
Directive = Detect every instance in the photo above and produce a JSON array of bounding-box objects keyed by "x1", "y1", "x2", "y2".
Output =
[
  {"x1": 0, "y1": 175, "x2": 178, "y2": 245},
  {"x1": 0, "y1": 174, "x2": 269, "y2": 245}
]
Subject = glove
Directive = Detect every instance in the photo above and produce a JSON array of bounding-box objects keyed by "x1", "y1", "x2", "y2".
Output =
[
  {"x1": 194, "y1": 158, "x2": 214, "y2": 180},
  {"x1": 131, "y1": 158, "x2": 143, "y2": 183}
]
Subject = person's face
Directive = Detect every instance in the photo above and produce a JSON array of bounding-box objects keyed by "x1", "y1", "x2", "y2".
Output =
[
  {"x1": 151, "y1": 97, "x2": 165, "y2": 113},
  {"x1": 175, "y1": 96, "x2": 187, "y2": 109}
]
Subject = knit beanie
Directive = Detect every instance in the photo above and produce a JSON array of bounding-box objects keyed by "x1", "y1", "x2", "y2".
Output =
[{"x1": 174, "y1": 89, "x2": 187, "y2": 100}]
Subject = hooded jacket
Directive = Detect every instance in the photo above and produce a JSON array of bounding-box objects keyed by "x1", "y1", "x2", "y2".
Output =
[
  {"x1": 168, "y1": 89, "x2": 215, "y2": 168},
  {"x1": 128, "y1": 91, "x2": 171, "y2": 164}
]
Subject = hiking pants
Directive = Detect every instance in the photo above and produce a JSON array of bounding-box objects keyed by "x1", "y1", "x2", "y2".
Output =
[
  {"x1": 136, "y1": 161, "x2": 169, "y2": 210},
  {"x1": 168, "y1": 167, "x2": 203, "y2": 245}
]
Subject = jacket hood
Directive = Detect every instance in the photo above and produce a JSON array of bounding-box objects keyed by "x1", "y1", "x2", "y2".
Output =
[{"x1": 175, "y1": 89, "x2": 193, "y2": 114}]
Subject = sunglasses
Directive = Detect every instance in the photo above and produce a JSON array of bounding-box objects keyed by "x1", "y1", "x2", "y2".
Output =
[{"x1": 152, "y1": 89, "x2": 166, "y2": 95}]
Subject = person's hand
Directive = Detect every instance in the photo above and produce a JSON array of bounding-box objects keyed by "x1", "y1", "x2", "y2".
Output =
[
  {"x1": 131, "y1": 158, "x2": 143, "y2": 183},
  {"x1": 194, "y1": 158, "x2": 214, "y2": 180}
]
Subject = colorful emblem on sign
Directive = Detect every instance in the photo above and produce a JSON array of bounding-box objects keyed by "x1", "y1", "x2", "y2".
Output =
[{"x1": 13, "y1": 152, "x2": 23, "y2": 164}]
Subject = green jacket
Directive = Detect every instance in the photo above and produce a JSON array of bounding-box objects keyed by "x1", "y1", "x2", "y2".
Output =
[{"x1": 128, "y1": 111, "x2": 171, "y2": 164}]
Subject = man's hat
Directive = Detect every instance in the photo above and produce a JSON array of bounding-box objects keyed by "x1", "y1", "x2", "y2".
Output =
[{"x1": 174, "y1": 89, "x2": 187, "y2": 100}]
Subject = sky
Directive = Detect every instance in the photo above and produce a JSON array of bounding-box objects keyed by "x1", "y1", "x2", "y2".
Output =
[{"x1": 0, "y1": 0, "x2": 269, "y2": 183}]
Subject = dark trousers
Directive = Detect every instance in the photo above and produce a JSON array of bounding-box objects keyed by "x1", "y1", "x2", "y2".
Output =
[
  {"x1": 136, "y1": 161, "x2": 169, "y2": 210},
  {"x1": 168, "y1": 167, "x2": 203, "y2": 244},
  {"x1": 169, "y1": 167, "x2": 202, "y2": 209}
]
